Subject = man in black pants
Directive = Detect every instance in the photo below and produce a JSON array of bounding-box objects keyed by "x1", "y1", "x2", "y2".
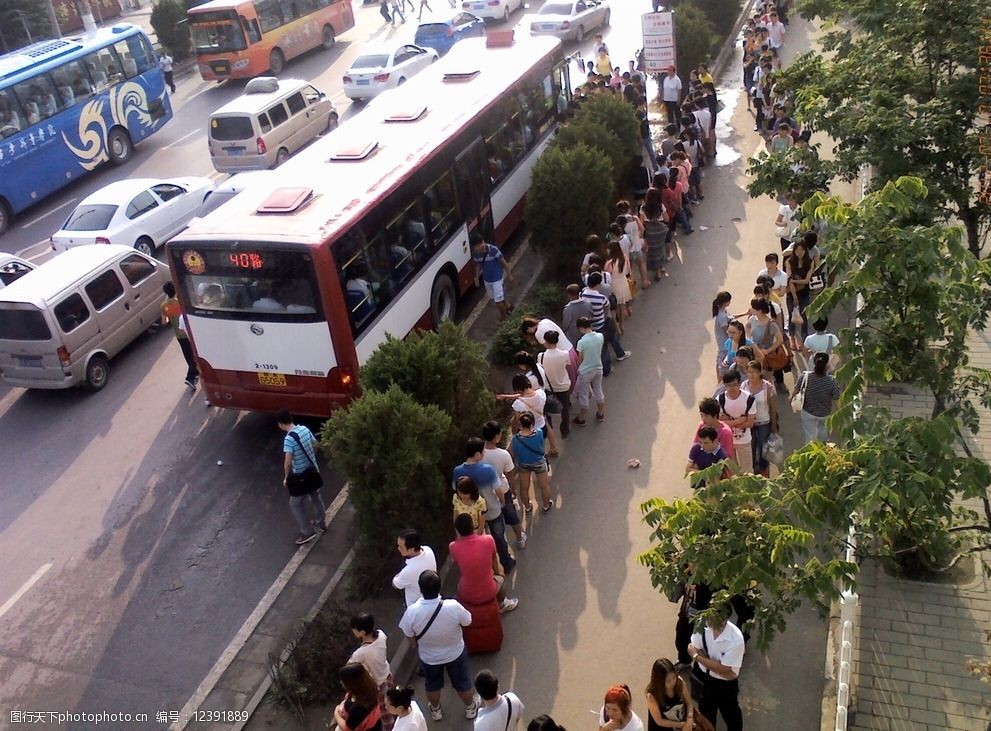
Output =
[
  {"x1": 160, "y1": 282, "x2": 198, "y2": 389},
  {"x1": 689, "y1": 606, "x2": 746, "y2": 731}
]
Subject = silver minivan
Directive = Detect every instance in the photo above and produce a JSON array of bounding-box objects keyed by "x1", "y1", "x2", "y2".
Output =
[
  {"x1": 0, "y1": 245, "x2": 168, "y2": 391},
  {"x1": 208, "y1": 77, "x2": 338, "y2": 173}
]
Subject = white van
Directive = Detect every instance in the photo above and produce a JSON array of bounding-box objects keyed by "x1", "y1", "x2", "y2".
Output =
[
  {"x1": 0, "y1": 245, "x2": 168, "y2": 391},
  {"x1": 0, "y1": 253, "x2": 35, "y2": 290},
  {"x1": 208, "y1": 77, "x2": 338, "y2": 173}
]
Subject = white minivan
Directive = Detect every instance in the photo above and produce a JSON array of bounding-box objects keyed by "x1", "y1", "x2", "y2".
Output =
[
  {"x1": 0, "y1": 246, "x2": 168, "y2": 391},
  {"x1": 208, "y1": 77, "x2": 338, "y2": 173}
]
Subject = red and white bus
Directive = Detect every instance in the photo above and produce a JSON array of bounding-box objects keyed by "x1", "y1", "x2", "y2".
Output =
[
  {"x1": 188, "y1": 0, "x2": 354, "y2": 81},
  {"x1": 166, "y1": 35, "x2": 570, "y2": 416}
]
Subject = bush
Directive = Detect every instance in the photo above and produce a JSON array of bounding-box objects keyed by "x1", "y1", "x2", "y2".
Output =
[
  {"x1": 490, "y1": 308, "x2": 537, "y2": 366},
  {"x1": 555, "y1": 118, "x2": 630, "y2": 190},
  {"x1": 694, "y1": 0, "x2": 743, "y2": 39},
  {"x1": 673, "y1": 2, "x2": 718, "y2": 84},
  {"x1": 525, "y1": 143, "x2": 614, "y2": 282},
  {"x1": 151, "y1": 0, "x2": 192, "y2": 60},
  {"x1": 530, "y1": 283, "x2": 568, "y2": 321},
  {"x1": 321, "y1": 386, "x2": 452, "y2": 562},
  {"x1": 573, "y1": 95, "x2": 641, "y2": 183},
  {"x1": 360, "y1": 321, "x2": 496, "y2": 476}
]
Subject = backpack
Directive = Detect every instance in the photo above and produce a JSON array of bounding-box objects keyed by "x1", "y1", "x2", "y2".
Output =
[{"x1": 718, "y1": 391, "x2": 755, "y2": 418}]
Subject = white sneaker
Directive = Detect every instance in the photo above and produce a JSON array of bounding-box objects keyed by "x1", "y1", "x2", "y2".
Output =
[
  {"x1": 500, "y1": 597, "x2": 519, "y2": 613},
  {"x1": 465, "y1": 701, "x2": 478, "y2": 719},
  {"x1": 516, "y1": 531, "x2": 527, "y2": 549},
  {"x1": 617, "y1": 351, "x2": 632, "y2": 361},
  {"x1": 429, "y1": 704, "x2": 443, "y2": 721}
]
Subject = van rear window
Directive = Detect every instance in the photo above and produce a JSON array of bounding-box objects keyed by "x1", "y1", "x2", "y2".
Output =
[
  {"x1": 211, "y1": 116, "x2": 255, "y2": 141},
  {"x1": 0, "y1": 308, "x2": 51, "y2": 341}
]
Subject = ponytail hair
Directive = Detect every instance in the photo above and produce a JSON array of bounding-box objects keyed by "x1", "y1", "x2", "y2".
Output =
[
  {"x1": 813, "y1": 351, "x2": 829, "y2": 376},
  {"x1": 711, "y1": 291, "x2": 732, "y2": 317},
  {"x1": 386, "y1": 685, "x2": 416, "y2": 710}
]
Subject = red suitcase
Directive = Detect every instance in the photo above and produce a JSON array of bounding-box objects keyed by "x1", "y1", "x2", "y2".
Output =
[{"x1": 461, "y1": 598, "x2": 503, "y2": 654}]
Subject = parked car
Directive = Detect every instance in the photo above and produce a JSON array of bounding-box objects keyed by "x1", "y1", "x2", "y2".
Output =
[
  {"x1": 414, "y1": 11, "x2": 486, "y2": 56},
  {"x1": 461, "y1": 0, "x2": 525, "y2": 22},
  {"x1": 50, "y1": 177, "x2": 215, "y2": 255},
  {"x1": 529, "y1": 0, "x2": 610, "y2": 42},
  {"x1": 192, "y1": 170, "x2": 275, "y2": 222},
  {"x1": 343, "y1": 44, "x2": 439, "y2": 101},
  {"x1": 0, "y1": 254, "x2": 35, "y2": 290}
]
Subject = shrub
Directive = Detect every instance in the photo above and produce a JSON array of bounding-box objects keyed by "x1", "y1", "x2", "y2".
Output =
[
  {"x1": 321, "y1": 386, "x2": 451, "y2": 562},
  {"x1": 673, "y1": 2, "x2": 718, "y2": 84},
  {"x1": 151, "y1": 0, "x2": 192, "y2": 60},
  {"x1": 529, "y1": 283, "x2": 568, "y2": 321},
  {"x1": 694, "y1": 0, "x2": 743, "y2": 39},
  {"x1": 525, "y1": 143, "x2": 614, "y2": 282},
  {"x1": 555, "y1": 118, "x2": 629, "y2": 189},
  {"x1": 490, "y1": 308, "x2": 537, "y2": 366},
  {"x1": 573, "y1": 94, "x2": 641, "y2": 182}
]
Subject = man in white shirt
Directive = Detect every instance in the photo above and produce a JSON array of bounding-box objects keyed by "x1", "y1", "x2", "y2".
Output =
[
  {"x1": 392, "y1": 529, "x2": 437, "y2": 607},
  {"x1": 538, "y1": 330, "x2": 573, "y2": 437},
  {"x1": 481, "y1": 421, "x2": 526, "y2": 548},
  {"x1": 661, "y1": 65, "x2": 683, "y2": 128},
  {"x1": 766, "y1": 11, "x2": 785, "y2": 49},
  {"x1": 717, "y1": 371, "x2": 755, "y2": 474},
  {"x1": 689, "y1": 607, "x2": 745, "y2": 731},
  {"x1": 399, "y1": 570, "x2": 477, "y2": 721},
  {"x1": 473, "y1": 670, "x2": 525, "y2": 731},
  {"x1": 757, "y1": 252, "x2": 788, "y2": 297}
]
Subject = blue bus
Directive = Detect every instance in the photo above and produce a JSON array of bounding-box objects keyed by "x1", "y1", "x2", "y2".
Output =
[{"x1": 0, "y1": 24, "x2": 173, "y2": 234}]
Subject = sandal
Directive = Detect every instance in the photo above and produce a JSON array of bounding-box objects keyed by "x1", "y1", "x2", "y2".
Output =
[{"x1": 524, "y1": 501, "x2": 533, "y2": 514}]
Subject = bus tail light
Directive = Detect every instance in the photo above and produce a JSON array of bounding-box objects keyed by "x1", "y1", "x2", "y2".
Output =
[
  {"x1": 256, "y1": 137, "x2": 267, "y2": 155},
  {"x1": 332, "y1": 365, "x2": 357, "y2": 392},
  {"x1": 57, "y1": 346, "x2": 71, "y2": 366},
  {"x1": 373, "y1": 72, "x2": 390, "y2": 82},
  {"x1": 95, "y1": 236, "x2": 111, "y2": 245}
]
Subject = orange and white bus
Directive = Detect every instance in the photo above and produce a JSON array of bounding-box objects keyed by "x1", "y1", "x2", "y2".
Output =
[
  {"x1": 188, "y1": 0, "x2": 354, "y2": 81},
  {"x1": 166, "y1": 35, "x2": 570, "y2": 416}
]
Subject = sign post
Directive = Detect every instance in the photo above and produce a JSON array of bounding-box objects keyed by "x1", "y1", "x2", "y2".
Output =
[{"x1": 641, "y1": 11, "x2": 676, "y2": 74}]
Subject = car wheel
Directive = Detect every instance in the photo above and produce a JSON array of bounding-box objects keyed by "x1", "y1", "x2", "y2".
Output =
[
  {"x1": 84, "y1": 354, "x2": 110, "y2": 392},
  {"x1": 321, "y1": 24, "x2": 336, "y2": 49},
  {"x1": 603, "y1": 9, "x2": 610, "y2": 26},
  {"x1": 575, "y1": 25, "x2": 585, "y2": 42},
  {"x1": 503, "y1": 6, "x2": 509, "y2": 21},
  {"x1": 430, "y1": 271, "x2": 457, "y2": 326},
  {"x1": 397, "y1": 76, "x2": 407, "y2": 86},
  {"x1": 326, "y1": 112, "x2": 339, "y2": 132},
  {"x1": 275, "y1": 147, "x2": 290, "y2": 166},
  {"x1": 107, "y1": 127, "x2": 133, "y2": 166},
  {"x1": 269, "y1": 48, "x2": 285, "y2": 75},
  {"x1": 0, "y1": 198, "x2": 10, "y2": 236},
  {"x1": 134, "y1": 236, "x2": 154, "y2": 255}
]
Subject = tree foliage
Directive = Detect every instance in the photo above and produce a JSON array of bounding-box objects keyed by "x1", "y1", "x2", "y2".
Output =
[
  {"x1": 786, "y1": 0, "x2": 990, "y2": 256},
  {"x1": 571, "y1": 94, "x2": 641, "y2": 185},
  {"x1": 746, "y1": 143, "x2": 837, "y2": 202},
  {"x1": 692, "y1": 0, "x2": 743, "y2": 39},
  {"x1": 151, "y1": 0, "x2": 192, "y2": 60},
  {"x1": 525, "y1": 142, "x2": 614, "y2": 281},
  {"x1": 672, "y1": 2, "x2": 717, "y2": 85},
  {"x1": 555, "y1": 118, "x2": 630, "y2": 191},
  {"x1": 0, "y1": 0, "x2": 50, "y2": 51}
]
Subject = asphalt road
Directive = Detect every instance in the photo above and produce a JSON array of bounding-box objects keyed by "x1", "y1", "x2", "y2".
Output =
[{"x1": 0, "y1": 1, "x2": 637, "y2": 727}]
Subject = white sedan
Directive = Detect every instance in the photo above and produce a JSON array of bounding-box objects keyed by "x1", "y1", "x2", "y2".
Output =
[
  {"x1": 342, "y1": 44, "x2": 439, "y2": 102},
  {"x1": 529, "y1": 0, "x2": 611, "y2": 42},
  {"x1": 51, "y1": 177, "x2": 215, "y2": 255},
  {"x1": 461, "y1": 0, "x2": 524, "y2": 22}
]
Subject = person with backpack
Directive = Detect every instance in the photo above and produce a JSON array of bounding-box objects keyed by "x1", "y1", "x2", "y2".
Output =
[
  {"x1": 277, "y1": 409, "x2": 326, "y2": 545},
  {"x1": 717, "y1": 371, "x2": 755, "y2": 474}
]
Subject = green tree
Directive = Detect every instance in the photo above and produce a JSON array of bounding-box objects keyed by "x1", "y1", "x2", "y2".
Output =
[
  {"x1": 321, "y1": 386, "x2": 451, "y2": 559},
  {"x1": 151, "y1": 0, "x2": 192, "y2": 61},
  {"x1": 693, "y1": 0, "x2": 743, "y2": 38},
  {"x1": 671, "y1": 3, "x2": 717, "y2": 87},
  {"x1": 525, "y1": 143, "x2": 614, "y2": 281},
  {"x1": 570, "y1": 94, "x2": 641, "y2": 188},
  {"x1": 359, "y1": 321, "x2": 496, "y2": 476},
  {"x1": 787, "y1": 0, "x2": 990, "y2": 256},
  {"x1": 555, "y1": 118, "x2": 630, "y2": 191},
  {"x1": 746, "y1": 143, "x2": 838, "y2": 203},
  {"x1": 0, "y1": 0, "x2": 50, "y2": 51}
]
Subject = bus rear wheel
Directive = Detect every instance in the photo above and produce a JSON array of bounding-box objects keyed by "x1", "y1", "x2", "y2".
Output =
[
  {"x1": 0, "y1": 198, "x2": 10, "y2": 236},
  {"x1": 322, "y1": 25, "x2": 336, "y2": 49},
  {"x1": 269, "y1": 48, "x2": 285, "y2": 75},
  {"x1": 430, "y1": 272, "x2": 457, "y2": 326},
  {"x1": 107, "y1": 127, "x2": 133, "y2": 166}
]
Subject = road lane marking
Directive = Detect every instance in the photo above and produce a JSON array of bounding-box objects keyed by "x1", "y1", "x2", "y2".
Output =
[
  {"x1": 16, "y1": 240, "x2": 54, "y2": 261},
  {"x1": 170, "y1": 485, "x2": 350, "y2": 731},
  {"x1": 0, "y1": 563, "x2": 53, "y2": 621},
  {"x1": 162, "y1": 129, "x2": 201, "y2": 149},
  {"x1": 22, "y1": 198, "x2": 77, "y2": 229}
]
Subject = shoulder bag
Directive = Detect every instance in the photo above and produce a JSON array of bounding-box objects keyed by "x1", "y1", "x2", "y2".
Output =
[
  {"x1": 414, "y1": 601, "x2": 444, "y2": 641},
  {"x1": 791, "y1": 371, "x2": 810, "y2": 413},
  {"x1": 503, "y1": 696, "x2": 514, "y2": 731},
  {"x1": 286, "y1": 430, "x2": 324, "y2": 495},
  {"x1": 536, "y1": 353, "x2": 563, "y2": 413}
]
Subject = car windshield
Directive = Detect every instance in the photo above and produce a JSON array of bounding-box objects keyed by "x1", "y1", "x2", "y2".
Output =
[
  {"x1": 416, "y1": 23, "x2": 449, "y2": 35},
  {"x1": 63, "y1": 204, "x2": 117, "y2": 231},
  {"x1": 352, "y1": 54, "x2": 391, "y2": 69},
  {"x1": 539, "y1": 3, "x2": 574, "y2": 14},
  {"x1": 190, "y1": 11, "x2": 247, "y2": 53}
]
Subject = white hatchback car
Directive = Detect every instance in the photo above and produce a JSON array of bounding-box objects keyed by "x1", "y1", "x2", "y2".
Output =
[
  {"x1": 51, "y1": 177, "x2": 215, "y2": 255},
  {"x1": 461, "y1": 0, "x2": 524, "y2": 22},
  {"x1": 342, "y1": 44, "x2": 439, "y2": 102}
]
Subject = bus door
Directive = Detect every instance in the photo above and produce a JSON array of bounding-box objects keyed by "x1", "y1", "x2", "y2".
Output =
[{"x1": 453, "y1": 137, "x2": 494, "y2": 241}]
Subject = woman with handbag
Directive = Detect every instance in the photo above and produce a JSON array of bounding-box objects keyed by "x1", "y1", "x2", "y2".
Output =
[
  {"x1": 746, "y1": 298, "x2": 786, "y2": 372},
  {"x1": 794, "y1": 352, "x2": 841, "y2": 445},
  {"x1": 784, "y1": 239, "x2": 814, "y2": 350},
  {"x1": 645, "y1": 658, "x2": 710, "y2": 731},
  {"x1": 334, "y1": 663, "x2": 384, "y2": 731},
  {"x1": 510, "y1": 412, "x2": 554, "y2": 513},
  {"x1": 498, "y1": 373, "x2": 559, "y2": 458},
  {"x1": 742, "y1": 360, "x2": 778, "y2": 476},
  {"x1": 598, "y1": 685, "x2": 644, "y2": 731}
]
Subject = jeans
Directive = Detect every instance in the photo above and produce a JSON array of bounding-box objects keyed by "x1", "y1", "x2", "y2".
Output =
[
  {"x1": 574, "y1": 368, "x2": 604, "y2": 410},
  {"x1": 550, "y1": 387, "x2": 572, "y2": 436},
  {"x1": 801, "y1": 410, "x2": 828, "y2": 444},
  {"x1": 177, "y1": 337, "x2": 198, "y2": 382},
  {"x1": 486, "y1": 514, "x2": 515, "y2": 571},
  {"x1": 289, "y1": 489, "x2": 327, "y2": 535},
  {"x1": 675, "y1": 206, "x2": 693, "y2": 233},
  {"x1": 664, "y1": 100, "x2": 680, "y2": 127},
  {"x1": 599, "y1": 318, "x2": 626, "y2": 376},
  {"x1": 751, "y1": 422, "x2": 772, "y2": 474}
]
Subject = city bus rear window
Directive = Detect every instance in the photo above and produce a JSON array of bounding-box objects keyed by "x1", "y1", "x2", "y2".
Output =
[
  {"x1": 173, "y1": 247, "x2": 322, "y2": 321},
  {"x1": 0, "y1": 307, "x2": 51, "y2": 341}
]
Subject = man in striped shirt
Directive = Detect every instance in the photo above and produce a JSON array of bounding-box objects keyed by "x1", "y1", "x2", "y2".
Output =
[{"x1": 580, "y1": 271, "x2": 630, "y2": 377}]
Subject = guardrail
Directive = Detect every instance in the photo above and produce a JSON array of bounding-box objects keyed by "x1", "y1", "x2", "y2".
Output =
[{"x1": 833, "y1": 522, "x2": 858, "y2": 730}]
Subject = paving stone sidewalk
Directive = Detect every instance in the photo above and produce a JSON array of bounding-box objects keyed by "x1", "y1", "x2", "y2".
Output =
[{"x1": 851, "y1": 329, "x2": 991, "y2": 731}]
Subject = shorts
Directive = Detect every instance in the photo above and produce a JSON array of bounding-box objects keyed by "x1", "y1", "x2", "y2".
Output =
[
  {"x1": 483, "y1": 278, "x2": 505, "y2": 303},
  {"x1": 422, "y1": 648, "x2": 472, "y2": 693},
  {"x1": 519, "y1": 458, "x2": 549, "y2": 474},
  {"x1": 629, "y1": 250, "x2": 643, "y2": 262}
]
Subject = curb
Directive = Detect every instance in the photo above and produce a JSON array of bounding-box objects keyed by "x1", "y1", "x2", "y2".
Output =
[{"x1": 712, "y1": 0, "x2": 755, "y2": 79}]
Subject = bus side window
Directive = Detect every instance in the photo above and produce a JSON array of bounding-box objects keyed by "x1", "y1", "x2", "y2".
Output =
[
  {"x1": 423, "y1": 171, "x2": 458, "y2": 244},
  {"x1": 334, "y1": 229, "x2": 391, "y2": 334},
  {"x1": 0, "y1": 89, "x2": 25, "y2": 138},
  {"x1": 242, "y1": 16, "x2": 262, "y2": 44},
  {"x1": 51, "y1": 60, "x2": 93, "y2": 108},
  {"x1": 12, "y1": 76, "x2": 62, "y2": 125},
  {"x1": 257, "y1": 0, "x2": 286, "y2": 31}
]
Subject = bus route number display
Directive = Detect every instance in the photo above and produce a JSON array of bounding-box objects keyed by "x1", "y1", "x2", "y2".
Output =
[{"x1": 229, "y1": 252, "x2": 265, "y2": 270}]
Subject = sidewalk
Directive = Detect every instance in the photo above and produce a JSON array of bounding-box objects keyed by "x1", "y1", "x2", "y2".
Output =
[{"x1": 852, "y1": 331, "x2": 991, "y2": 731}]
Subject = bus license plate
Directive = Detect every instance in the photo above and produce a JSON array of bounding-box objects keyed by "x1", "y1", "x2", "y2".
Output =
[{"x1": 258, "y1": 371, "x2": 286, "y2": 387}]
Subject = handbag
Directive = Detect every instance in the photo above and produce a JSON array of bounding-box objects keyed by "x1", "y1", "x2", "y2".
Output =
[
  {"x1": 285, "y1": 430, "x2": 323, "y2": 496},
  {"x1": 764, "y1": 344, "x2": 791, "y2": 371},
  {"x1": 765, "y1": 432, "x2": 785, "y2": 466},
  {"x1": 791, "y1": 371, "x2": 810, "y2": 413},
  {"x1": 790, "y1": 306, "x2": 804, "y2": 326},
  {"x1": 773, "y1": 224, "x2": 790, "y2": 238},
  {"x1": 809, "y1": 272, "x2": 826, "y2": 292},
  {"x1": 627, "y1": 274, "x2": 638, "y2": 299}
]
